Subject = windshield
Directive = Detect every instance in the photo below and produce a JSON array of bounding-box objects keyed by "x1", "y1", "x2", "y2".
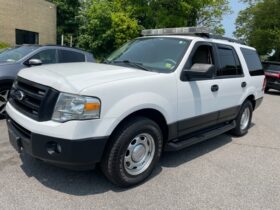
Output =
[
  {"x1": 0, "y1": 46, "x2": 38, "y2": 63},
  {"x1": 107, "y1": 37, "x2": 191, "y2": 72}
]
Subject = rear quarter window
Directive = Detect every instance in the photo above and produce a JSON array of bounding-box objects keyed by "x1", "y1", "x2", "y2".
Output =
[
  {"x1": 240, "y1": 48, "x2": 264, "y2": 76},
  {"x1": 58, "y1": 50, "x2": 85, "y2": 63}
]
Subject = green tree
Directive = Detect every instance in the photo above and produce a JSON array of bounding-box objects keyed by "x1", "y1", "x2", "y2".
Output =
[
  {"x1": 48, "y1": 0, "x2": 81, "y2": 45},
  {"x1": 235, "y1": 0, "x2": 280, "y2": 60},
  {"x1": 78, "y1": 0, "x2": 230, "y2": 59},
  {"x1": 78, "y1": 0, "x2": 140, "y2": 59}
]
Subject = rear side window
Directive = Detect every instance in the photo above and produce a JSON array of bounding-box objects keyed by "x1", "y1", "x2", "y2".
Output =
[
  {"x1": 216, "y1": 46, "x2": 243, "y2": 77},
  {"x1": 241, "y1": 48, "x2": 264, "y2": 76},
  {"x1": 58, "y1": 50, "x2": 85, "y2": 63}
]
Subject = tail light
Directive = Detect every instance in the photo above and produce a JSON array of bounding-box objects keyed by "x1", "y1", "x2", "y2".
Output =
[
  {"x1": 265, "y1": 72, "x2": 280, "y2": 78},
  {"x1": 262, "y1": 77, "x2": 266, "y2": 91}
]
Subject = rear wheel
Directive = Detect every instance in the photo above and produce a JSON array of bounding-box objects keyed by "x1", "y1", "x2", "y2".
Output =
[
  {"x1": 0, "y1": 85, "x2": 11, "y2": 119},
  {"x1": 101, "y1": 117, "x2": 163, "y2": 187},
  {"x1": 230, "y1": 100, "x2": 253, "y2": 137}
]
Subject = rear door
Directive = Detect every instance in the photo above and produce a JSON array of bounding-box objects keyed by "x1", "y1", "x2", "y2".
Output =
[{"x1": 213, "y1": 44, "x2": 247, "y2": 124}]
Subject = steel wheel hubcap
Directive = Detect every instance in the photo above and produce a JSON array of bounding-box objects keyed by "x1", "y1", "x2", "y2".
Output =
[
  {"x1": 124, "y1": 133, "x2": 155, "y2": 176},
  {"x1": 0, "y1": 89, "x2": 9, "y2": 115},
  {"x1": 240, "y1": 107, "x2": 250, "y2": 130}
]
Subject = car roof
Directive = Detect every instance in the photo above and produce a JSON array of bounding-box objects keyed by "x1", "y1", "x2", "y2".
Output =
[
  {"x1": 138, "y1": 35, "x2": 255, "y2": 50},
  {"x1": 17, "y1": 44, "x2": 89, "y2": 53}
]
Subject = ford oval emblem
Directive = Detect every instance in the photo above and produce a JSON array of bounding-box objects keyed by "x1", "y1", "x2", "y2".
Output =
[{"x1": 14, "y1": 90, "x2": 25, "y2": 101}]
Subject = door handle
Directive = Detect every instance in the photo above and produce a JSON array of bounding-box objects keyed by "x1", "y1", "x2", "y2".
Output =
[
  {"x1": 211, "y1": 84, "x2": 219, "y2": 92},
  {"x1": 241, "y1": 82, "x2": 247, "y2": 88}
]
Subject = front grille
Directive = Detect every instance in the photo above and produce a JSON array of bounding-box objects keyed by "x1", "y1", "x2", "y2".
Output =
[{"x1": 9, "y1": 77, "x2": 59, "y2": 122}]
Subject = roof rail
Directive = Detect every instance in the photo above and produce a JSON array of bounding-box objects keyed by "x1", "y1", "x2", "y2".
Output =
[
  {"x1": 141, "y1": 27, "x2": 246, "y2": 45},
  {"x1": 207, "y1": 34, "x2": 246, "y2": 45}
]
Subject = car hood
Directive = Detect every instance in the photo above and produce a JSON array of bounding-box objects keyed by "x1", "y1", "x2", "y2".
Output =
[{"x1": 18, "y1": 63, "x2": 157, "y2": 94}]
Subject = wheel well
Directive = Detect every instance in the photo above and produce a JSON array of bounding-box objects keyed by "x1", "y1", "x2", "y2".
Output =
[
  {"x1": 245, "y1": 95, "x2": 256, "y2": 110},
  {"x1": 0, "y1": 79, "x2": 13, "y2": 87},
  {"x1": 110, "y1": 109, "x2": 169, "y2": 142}
]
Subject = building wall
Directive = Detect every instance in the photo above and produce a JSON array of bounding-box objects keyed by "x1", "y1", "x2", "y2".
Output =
[{"x1": 0, "y1": 0, "x2": 56, "y2": 45}]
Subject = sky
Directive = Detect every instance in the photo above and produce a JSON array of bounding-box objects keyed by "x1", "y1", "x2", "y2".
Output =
[{"x1": 222, "y1": 1, "x2": 247, "y2": 38}]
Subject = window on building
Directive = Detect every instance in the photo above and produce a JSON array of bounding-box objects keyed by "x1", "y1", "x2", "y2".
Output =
[{"x1": 16, "y1": 29, "x2": 39, "y2": 45}]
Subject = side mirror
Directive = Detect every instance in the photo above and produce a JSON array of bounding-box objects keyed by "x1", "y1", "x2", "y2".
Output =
[
  {"x1": 183, "y1": 63, "x2": 214, "y2": 80},
  {"x1": 25, "y1": 59, "x2": 42, "y2": 66}
]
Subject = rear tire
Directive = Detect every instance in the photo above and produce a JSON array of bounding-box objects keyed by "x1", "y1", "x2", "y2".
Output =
[
  {"x1": 0, "y1": 84, "x2": 11, "y2": 119},
  {"x1": 101, "y1": 117, "x2": 163, "y2": 187},
  {"x1": 230, "y1": 100, "x2": 253, "y2": 137}
]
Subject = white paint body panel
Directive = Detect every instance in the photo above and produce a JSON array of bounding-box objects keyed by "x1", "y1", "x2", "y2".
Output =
[{"x1": 7, "y1": 36, "x2": 264, "y2": 140}]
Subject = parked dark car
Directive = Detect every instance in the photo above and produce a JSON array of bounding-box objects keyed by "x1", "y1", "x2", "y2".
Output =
[
  {"x1": 262, "y1": 61, "x2": 280, "y2": 93},
  {"x1": 0, "y1": 45, "x2": 95, "y2": 118}
]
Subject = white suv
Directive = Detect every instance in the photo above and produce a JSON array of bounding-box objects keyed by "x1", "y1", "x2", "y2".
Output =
[{"x1": 6, "y1": 27, "x2": 265, "y2": 187}]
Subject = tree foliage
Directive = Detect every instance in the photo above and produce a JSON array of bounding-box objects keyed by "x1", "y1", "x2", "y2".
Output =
[
  {"x1": 48, "y1": 0, "x2": 81, "y2": 45},
  {"x1": 235, "y1": 0, "x2": 280, "y2": 60},
  {"x1": 77, "y1": 0, "x2": 230, "y2": 59}
]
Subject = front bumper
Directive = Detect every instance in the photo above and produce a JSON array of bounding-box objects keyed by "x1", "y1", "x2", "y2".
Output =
[{"x1": 6, "y1": 115, "x2": 108, "y2": 170}]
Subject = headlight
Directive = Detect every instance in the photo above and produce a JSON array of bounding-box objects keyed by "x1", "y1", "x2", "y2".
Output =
[{"x1": 52, "y1": 93, "x2": 101, "y2": 122}]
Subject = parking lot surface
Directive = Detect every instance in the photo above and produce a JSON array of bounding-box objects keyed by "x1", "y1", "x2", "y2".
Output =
[{"x1": 0, "y1": 92, "x2": 280, "y2": 210}]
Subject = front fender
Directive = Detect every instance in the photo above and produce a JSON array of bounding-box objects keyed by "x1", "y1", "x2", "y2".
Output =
[{"x1": 102, "y1": 92, "x2": 176, "y2": 135}]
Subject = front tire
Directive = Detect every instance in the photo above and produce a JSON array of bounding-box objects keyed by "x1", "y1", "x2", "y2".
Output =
[
  {"x1": 101, "y1": 117, "x2": 163, "y2": 187},
  {"x1": 230, "y1": 100, "x2": 253, "y2": 137}
]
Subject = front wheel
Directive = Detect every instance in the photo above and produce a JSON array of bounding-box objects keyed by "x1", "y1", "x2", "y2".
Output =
[
  {"x1": 101, "y1": 117, "x2": 163, "y2": 187},
  {"x1": 230, "y1": 100, "x2": 253, "y2": 137},
  {"x1": 0, "y1": 85, "x2": 11, "y2": 119}
]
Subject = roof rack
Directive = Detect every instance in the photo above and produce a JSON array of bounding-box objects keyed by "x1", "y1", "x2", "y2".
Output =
[{"x1": 141, "y1": 27, "x2": 246, "y2": 45}]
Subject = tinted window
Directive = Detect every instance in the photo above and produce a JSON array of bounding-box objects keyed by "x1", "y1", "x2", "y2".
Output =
[
  {"x1": 263, "y1": 63, "x2": 280, "y2": 72},
  {"x1": 107, "y1": 38, "x2": 191, "y2": 72},
  {"x1": 58, "y1": 50, "x2": 85, "y2": 63},
  {"x1": 241, "y1": 48, "x2": 264, "y2": 76},
  {"x1": 217, "y1": 46, "x2": 242, "y2": 76},
  {"x1": 31, "y1": 49, "x2": 57, "y2": 64}
]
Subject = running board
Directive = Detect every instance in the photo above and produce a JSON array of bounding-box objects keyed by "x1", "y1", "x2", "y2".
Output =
[{"x1": 165, "y1": 121, "x2": 236, "y2": 151}]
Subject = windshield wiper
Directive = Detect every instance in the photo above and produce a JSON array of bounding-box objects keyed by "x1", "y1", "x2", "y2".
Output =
[{"x1": 111, "y1": 60, "x2": 152, "y2": 72}]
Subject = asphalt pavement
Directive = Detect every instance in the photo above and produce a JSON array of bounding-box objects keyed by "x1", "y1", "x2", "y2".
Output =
[{"x1": 0, "y1": 92, "x2": 280, "y2": 210}]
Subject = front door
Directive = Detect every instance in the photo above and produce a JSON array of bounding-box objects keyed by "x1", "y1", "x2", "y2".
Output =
[{"x1": 177, "y1": 42, "x2": 220, "y2": 137}]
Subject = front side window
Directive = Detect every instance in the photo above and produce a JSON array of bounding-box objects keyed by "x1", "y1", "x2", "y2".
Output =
[
  {"x1": 0, "y1": 46, "x2": 37, "y2": 63},
  {"x1": 216, "y1": 46, "x2": 243, "y2": 76},
  {"x1": 107, "y1": 37, "x2": 191, "y2": 72},
  {"x1": 190, "y1": 45, "x2": 214, "y2": 66},
  {"x1": 31, "y1": 49, "x2": 57, "y2": 64}
]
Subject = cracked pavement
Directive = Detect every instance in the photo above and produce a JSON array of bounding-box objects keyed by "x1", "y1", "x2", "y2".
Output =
[{"x1": 0, "y1": 92, "x2": 280, "y2": 210}]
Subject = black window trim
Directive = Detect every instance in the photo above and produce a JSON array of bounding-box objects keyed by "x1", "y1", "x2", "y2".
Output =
[
  {"x1": 213, "y1": 43, "x2": 244, "y2": 79},
  {"x1": 181, "y1": 41, "x2": 219, "y2": 81}
]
